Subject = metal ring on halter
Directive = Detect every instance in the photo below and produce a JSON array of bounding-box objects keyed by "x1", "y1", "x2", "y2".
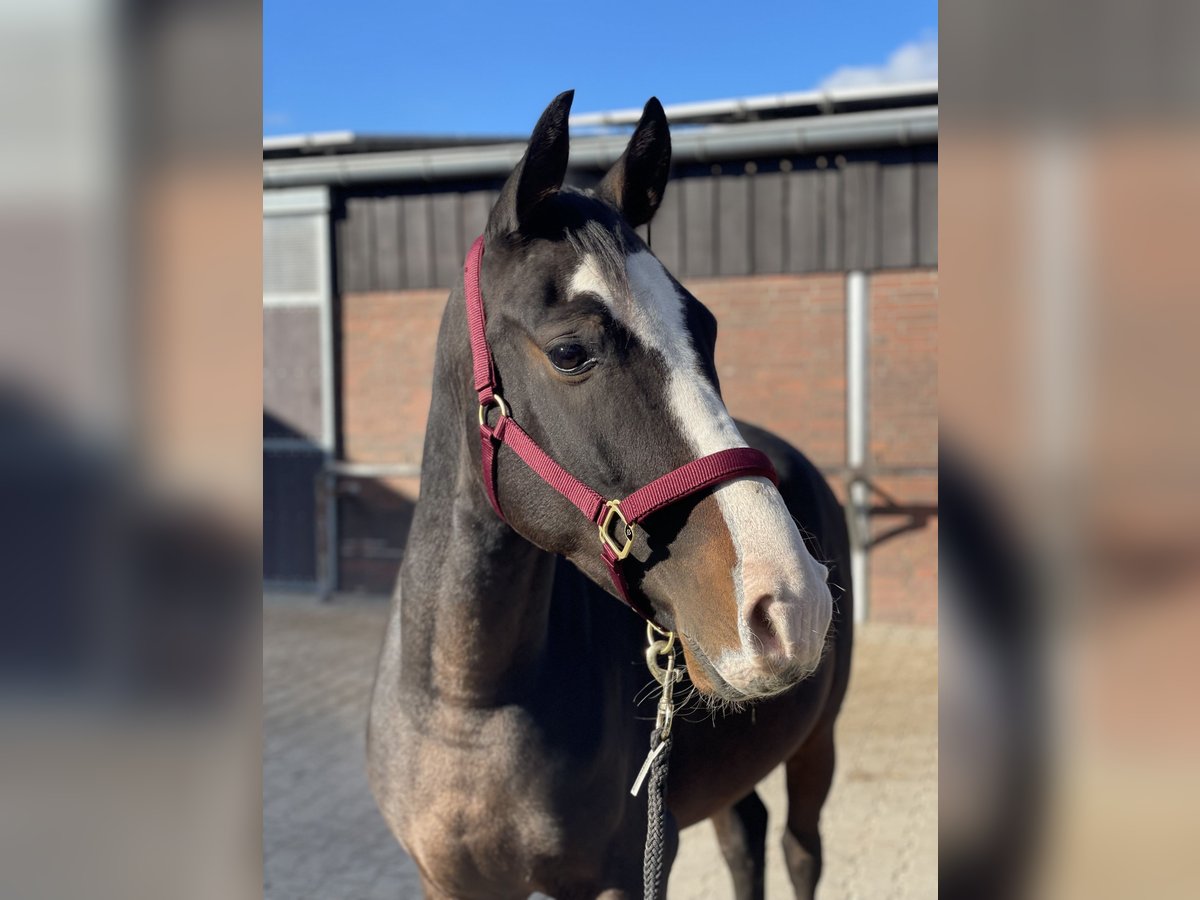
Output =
[
  {"x1": 647, "y1": 621, "x2": 674, "y2": 642},
  {"x1": 645, "y1": 623, "x2": 680, "y2": 687},
  {"x1": 598, "y1": 499, "x2": 636, "y2": 560},
  {"x1": 477, "y1": 394, "x2": 510, "y2": 427}
]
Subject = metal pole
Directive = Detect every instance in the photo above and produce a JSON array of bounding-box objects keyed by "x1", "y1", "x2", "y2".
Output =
[
  {"x1": 316, "y1": 190, "x2": 339, "y2": 601},
  {"x1": 846, "y1": 271, "x2": 870, "y2": 624}
]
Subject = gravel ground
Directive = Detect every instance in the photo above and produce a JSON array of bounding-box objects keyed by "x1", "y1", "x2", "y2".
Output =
[{"x1": 264, "y1": 596, "x2": 936, "y2": 899}]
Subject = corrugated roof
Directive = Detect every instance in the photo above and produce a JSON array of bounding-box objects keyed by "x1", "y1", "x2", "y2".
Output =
[{"x1": 263, "y1": 81, "x2": 938, "y2": 159}]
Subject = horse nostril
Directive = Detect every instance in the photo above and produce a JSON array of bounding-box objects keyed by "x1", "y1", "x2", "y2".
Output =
[{"x1": 745, "y1": 593, "x2": 786, "y2": 658}]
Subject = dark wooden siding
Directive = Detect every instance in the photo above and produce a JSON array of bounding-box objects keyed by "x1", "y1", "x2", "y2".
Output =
[
  {"x1": 787, "y1": 167, "x2": 822, "y2": 273},
  {"x1": 263, "y1": 448, "x2": 323, "y2": 583},
  {"x1": 333, "y1": 146, "x2": 937, "y2": 292}
]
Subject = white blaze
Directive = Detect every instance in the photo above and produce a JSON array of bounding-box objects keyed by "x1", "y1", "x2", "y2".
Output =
[{"x1": 570, "y1": 250, "x2": 831, "y2": 690}]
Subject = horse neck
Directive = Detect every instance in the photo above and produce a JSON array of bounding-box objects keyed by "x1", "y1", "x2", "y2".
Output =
[{"x1": 396, "y1": 298, "x2": 559, "y2": 707}]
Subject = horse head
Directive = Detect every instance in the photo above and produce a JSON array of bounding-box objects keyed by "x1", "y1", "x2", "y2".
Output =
[{"x1": 468, "y1": 91, "x2": 833, "y2": 701}]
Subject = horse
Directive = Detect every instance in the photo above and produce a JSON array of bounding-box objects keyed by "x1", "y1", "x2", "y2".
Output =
[{"x1": 368, "y1": 90, "x2": 853, "y2": 900}]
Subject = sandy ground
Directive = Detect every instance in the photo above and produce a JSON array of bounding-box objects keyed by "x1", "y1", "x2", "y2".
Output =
[{"x1": 264, "y1": 596, "x2": 936, "y2": 899}]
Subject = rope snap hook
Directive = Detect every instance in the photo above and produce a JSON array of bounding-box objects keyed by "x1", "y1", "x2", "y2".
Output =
[
  {"x1": 631, "y1": 623, "x2": 683, "y2": 796},
  {"x1": 632, "y1": 622, "x2": 683, "y2": 900}
]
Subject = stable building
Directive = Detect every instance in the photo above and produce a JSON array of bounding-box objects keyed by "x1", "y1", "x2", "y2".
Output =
[{"x1": 262, "y1": 82, "x2": 938, "y2": 624}]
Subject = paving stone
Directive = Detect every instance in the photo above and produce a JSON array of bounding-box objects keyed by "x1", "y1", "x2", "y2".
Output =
[{"x1": 264, "y1": 596, "x2": 936, "y2": 898}]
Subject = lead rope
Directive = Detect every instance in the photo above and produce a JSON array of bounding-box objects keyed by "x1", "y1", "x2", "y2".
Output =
[
  {"x1": 634, "y1": 224, "x2": 674, "y2": 900},
  {"x1": 631, "y1": 624, "x2": 682, "y2": 900}
]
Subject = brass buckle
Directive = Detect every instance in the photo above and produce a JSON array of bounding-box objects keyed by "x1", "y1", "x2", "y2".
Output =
[
  {"x1": 598, "y1": 499, "x2": 635, "y2": 560},
  {"x1": 477, "y1": 394, "x2": 510, "y2": 427}
]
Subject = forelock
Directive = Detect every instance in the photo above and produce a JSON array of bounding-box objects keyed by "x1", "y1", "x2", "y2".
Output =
[{"x1": 563, "y1": 211, "x2": 631, "y2": 301}]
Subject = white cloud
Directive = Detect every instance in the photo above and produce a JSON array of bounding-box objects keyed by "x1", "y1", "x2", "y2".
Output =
[{"x1": 818, "y1": 34, "x2": 938, "y2": 89}]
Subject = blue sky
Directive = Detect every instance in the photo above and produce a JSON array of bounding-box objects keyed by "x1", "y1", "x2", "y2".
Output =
[{"x1": 264, "y1": 1, "x2": 937, "y2": 136}]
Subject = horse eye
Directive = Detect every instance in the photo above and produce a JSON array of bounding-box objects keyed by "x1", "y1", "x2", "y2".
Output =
[{"x1": 547, "y1": 343, "x2": 594, "y2": 374}]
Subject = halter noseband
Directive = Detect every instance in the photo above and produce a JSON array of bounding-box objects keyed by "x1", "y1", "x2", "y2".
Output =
[{"x1": 465, "y1": 235, "x2": 779, "y2": 624}]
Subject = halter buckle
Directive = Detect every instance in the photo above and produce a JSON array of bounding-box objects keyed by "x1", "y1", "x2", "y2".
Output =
[
  {"x1": 598, "y1": 499, "x2": 635, "y2": 560},
  {"x1": 477, "y1": 394, "x2": 510, "y2": 428}
]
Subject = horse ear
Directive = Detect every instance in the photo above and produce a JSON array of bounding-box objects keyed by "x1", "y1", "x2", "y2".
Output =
[
  {"x1": 597, "y1": 97, "x2": 672, "y2": 228},
  {"x1": 487, "y1": 90, "x2": 574, "y2": 238}
]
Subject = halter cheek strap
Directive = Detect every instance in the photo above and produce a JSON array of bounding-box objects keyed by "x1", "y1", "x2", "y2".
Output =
[{"x1": 465, "y1": 235, "x2": 779, "y2": 624}]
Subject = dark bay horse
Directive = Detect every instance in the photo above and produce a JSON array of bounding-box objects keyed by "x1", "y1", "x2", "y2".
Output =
[{"x1": 368, "y1": 91, "x2": 853, "y2": 899}]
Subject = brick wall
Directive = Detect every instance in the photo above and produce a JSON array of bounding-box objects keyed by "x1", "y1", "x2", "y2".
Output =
[
  {"x1": 340, "y1": 290, "x2": 445, "y2": 465},
  {"x1": 336, "y1": 270, "x2": 937, "y2": 625},
  {"x1": 690, "y1": 274, "x2": 847, "y2": 468},
  {"x1": 859, "y1": 475, "x2": 939, "y2": 626},
  {"x1": 869, "y1": 271, "x2": 939, "y2": 468},
  {"x1": 864, "y1": 271, "x2": 938, "y2": 625},
  {"x1": 338, "y1": 289, "x2": 442, "y2": 592}
]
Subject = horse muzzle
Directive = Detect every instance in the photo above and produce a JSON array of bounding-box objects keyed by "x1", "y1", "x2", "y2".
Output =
[{"x1": 710, "y1": 563, "x2": 834, "y2": 700}]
